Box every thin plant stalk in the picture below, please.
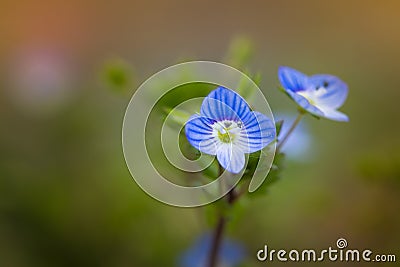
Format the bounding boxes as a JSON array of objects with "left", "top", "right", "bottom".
[
  {"left": 276, "top": 112, "right": 304, "bottom": 152},
  {"left": 208, "top": 167, "right": 238, "bottom": 267}
]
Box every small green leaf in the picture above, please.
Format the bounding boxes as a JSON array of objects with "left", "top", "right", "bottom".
[
  {"left": 199, "top": 155, "right": 219, "bottom": 179},
  {"left": 275, "top": 120, "right": 284, "bottom": 137},
  {"left": 252, "top": 72, "right": 262, "bottom": 87},
  {"left": 248, "top": 152, "right": 285, "bottom": 198},
  {"left": 277, "top": 85, "right": 286, "bottom": 93},
  {"left": 163, "top": 107, "right": 191, "bottom": 128}
]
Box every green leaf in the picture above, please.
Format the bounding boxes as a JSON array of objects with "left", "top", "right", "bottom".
[
  {"left": 252, "top": 71, "right": 262, "bottom": 87},
  {"left": 199, "top": 155, "right": 219, "bottom": 180},
  {"left": 277, "top": 85, "right": 286, "bottom": 93},
  {"left": 162, "top": 107, "right": 191, "bottom": 129},
  {"left": 248, "top": 152, "right": 285, "bottom": 198},
  {"left": 275, "top": 120, "right": 284, "bottom": 137}
]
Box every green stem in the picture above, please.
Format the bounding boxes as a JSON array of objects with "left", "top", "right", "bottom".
[
  {"left": 276, "top": 112, "right": 304, "bottom": 153},
  {"left": 207, "top": 212, "right": 226, "bottom": 267},
  {"left": 208, "top": 167, "right": 238, "bottom": 267},
  {"left": 208, "top": 109, "right": 303, "bottom": 266}
]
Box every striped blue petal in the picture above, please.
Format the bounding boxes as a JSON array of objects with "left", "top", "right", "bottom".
[
  {"left": 278, "top": 67, "right": 349, "bottom": 122},
  {"left": 216, "top": 144, "right": 245, "bottom": 174},
  {"left": 185, "top": 114, "right": 218, "bottom": 155},
  {"left": 309, "top": 74, "right": 348, "bottom": 109},
  {"left": 278, "top": 66, "right": 309, "bottom": 92},
  {"left": 236, "top": 112, "right": 276, "bottom": 153},
  {"left": 200, "top": 86, "right": 252, "bottom": 122}
]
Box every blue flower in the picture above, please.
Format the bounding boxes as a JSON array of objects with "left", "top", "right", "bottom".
[
  {"left": 185, "top": 86, "right": 275, "bottom": 174},
  {"left": 276, "top": 114, "right": 312, "bottom": 160},
  {"left": 179, "top": 233, "right": 245, "bottom": 267},
  {"left": 278, "top": 66, "right": 349, "bottom": 122}
]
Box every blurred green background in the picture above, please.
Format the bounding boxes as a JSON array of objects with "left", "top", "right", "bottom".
[{"left": 1, "top": 1, "right": 399, "bottom": 266}]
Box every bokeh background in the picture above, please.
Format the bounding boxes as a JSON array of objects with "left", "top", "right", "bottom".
[{"left": 1, "top": 0, "right": 399, "bottom": 266}]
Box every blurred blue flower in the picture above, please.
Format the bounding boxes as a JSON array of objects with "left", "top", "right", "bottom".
[
  {"left": 179, "top": 233, "right": 245, "bottom": 267},
  {"left": 278, "top": 66, "right": 349, "bottom": 122},
  {"left": 276, "top": 114, "right": 312, "bottom": 160},
  {"left": 185, "top": 86, "right": 275, "bottom": 173}
]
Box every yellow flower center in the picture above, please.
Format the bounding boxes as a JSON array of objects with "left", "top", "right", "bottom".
[
  {"left": 213, "top": 120, "right": 242, "bottom": 143},
  {"left": 218, "top": 130, "right": 233, "bottom": 143}
]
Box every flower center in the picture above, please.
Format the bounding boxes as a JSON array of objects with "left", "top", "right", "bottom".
[
  {"left": 298, "top": 87, "right": 327, "bottom": 106},
  {"left": 218, "top": 130, "right": 233, "bottom": 143},
  {"left": 213, "top": 120, "right": 242, "bottom": 144}
]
